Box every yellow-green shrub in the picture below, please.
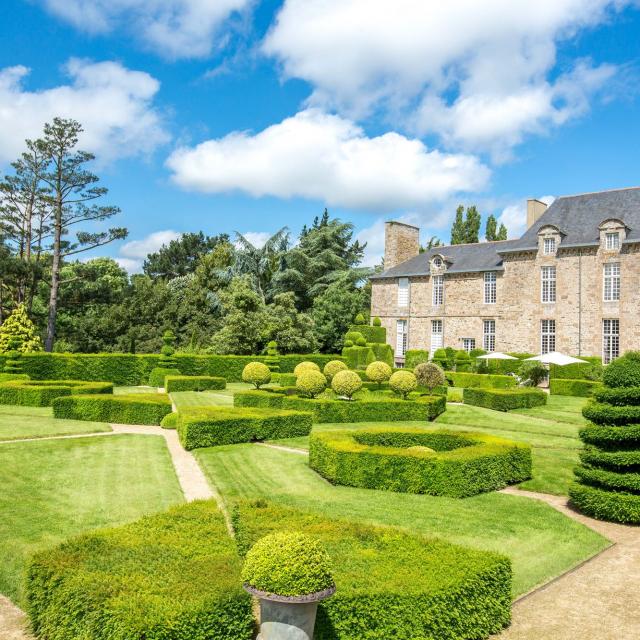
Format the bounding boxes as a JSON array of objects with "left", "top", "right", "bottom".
[
  {"left": 331, "top": 370, "right": 363, "bottom": 399},
  {"left": 389, "top": 370, "right": 418, "bottom": 399},
  {"left": 296, "top": 370, "right": 327, "bottom": 398},
  {"left": 242, "top": 362, "right": 272, "bottom": 389},
  {"left": 365, "top": 361, "right": 392, "bottom": 387},
  {"left": 323, "top": 360, "right": 347, "bottom": 381},
  {"left": 294, "top": 361, "right": 321, "bottom": 376}
]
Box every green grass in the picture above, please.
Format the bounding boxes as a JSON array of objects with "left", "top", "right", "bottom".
[
  {"left": 195, "top": 443, "right": 607, "bottom": 597},
  {"left": 0, "top": 434, "right": 184, "bottom": 604},
  {"left": 114, "top": 385, "right": 158, "bottom": 394},
  {"left": 0, "top": 405, "right": 111, "bottom": 441}
]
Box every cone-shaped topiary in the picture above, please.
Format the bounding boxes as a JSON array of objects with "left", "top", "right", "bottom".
[
  {"left": 242, "top": 362, "right": 272, "bottom": 389},
  {"left": 454, "top": 350, "right": 471, "bottom": 372},
  {"left": 432, "top": 348, "right": 449, "bottom": 370},
  {"left": 296, "top": 370, "right": 327, "bottom": 398},
  {"left": 389, "top": 370, "right": 418, "bottom": 399},
  {"left": 372, "top": 316, "right": 382, "bottom": 327},
  {"left": 265, "top": 341, "right": 280, "bottom": 373},
  {"left": 0, "top": 304, "right": 42, "bottom": 353},
  {"left": 242, "top": 531, "right": 335, "bottom": 597},
  {"left": 323, "top": 360, "right": 347, "bottom": 381},
  {"left": 158, "top": 330, "right": 177, "bottom": 367},
  {"left": 294, "top": 361, "right": 320, "bottom": 376},
  {"left": 570, "top": 352, "right": 640, "bottom": 524},
  {"left": 354, "top": 313, "right": 366, "bottom": 326},
  {"left": 414, "top": 362, "right": 445, "bottom": 392},
  {"left": 331, "top": 370, "right": 362, "bottom": 399},
  {"left": 365, "top": 361, "right": 392, "bottom": 388},
  {"left": 3, "top": 337, "right": 24, "bottom": 374}
]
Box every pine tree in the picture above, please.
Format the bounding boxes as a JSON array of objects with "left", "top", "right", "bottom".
[
  {"left": 450, "top": 205, "right": 466, "bottom": 244},
  {"left": 497, "top": 223, "right": 508, "bottom": 240},
  {"left": 485, "top": 214, "right": 498, "bottom": 241},
  {"left": 0, "top": 303, "right": 42, "bottom": 353},
  {"left": 465, "top": 206, "right": 481, "bottom": 243}
]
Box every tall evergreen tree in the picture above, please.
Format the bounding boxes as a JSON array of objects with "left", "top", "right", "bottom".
[
  {"left": 497, "top": 223, "right": 508, "bottom": 240},
  {"left": 465, "top": 206, "right": 481, "bottom": 243},
  {"left": 485, "top": 214, "right": 498, "bottom": 241},
  {"left": 450, "top": 205, "right": 466, "bottom": 244}
]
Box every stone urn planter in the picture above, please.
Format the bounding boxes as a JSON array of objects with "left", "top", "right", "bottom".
[
  {"left": 243, "top": 584, "right": 336, "bottom": 640},
  {"left": 241, "top": 531, "right": 336, "bottom": 640}
]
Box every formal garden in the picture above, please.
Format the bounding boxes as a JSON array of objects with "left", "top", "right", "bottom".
[{"left": 0, "top": 307, "right": 638, "bottom": 639}]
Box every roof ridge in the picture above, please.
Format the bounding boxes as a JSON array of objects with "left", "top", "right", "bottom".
[
  {"left": 556, "top": 186, "right": 640, "bottom": 200},
  {"left": 429, "top": 239, "right": 515, "bottom": 250}
]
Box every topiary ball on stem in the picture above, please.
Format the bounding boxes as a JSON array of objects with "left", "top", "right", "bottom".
[
  {"left": 323, "top": 360, "right": 348, "bottom": 381},
  {"left": 331, "top": 370, "right": 362, "bottom": 400},
  {"left": 365, "top": 361, "right": 392, "bottom": 388},
  {"left": 294, "top": 361, "right": 321, "bottom": 377},
  {"left": 242, "top": 362, "right": 272, "bottom": 389},
  {"left": 414, "top": 362, "right": 445, "bottom": 392},
  {"left": 297, "top": 370, "right": 327, "bottom": 398},
  {"left": 242, "top": 531, "right": 335, "bottom": 598},
  {"left": 389, "top": 370, "right": 418, "bottom": 399}
]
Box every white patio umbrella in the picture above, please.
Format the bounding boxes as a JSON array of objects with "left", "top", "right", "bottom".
[
  {"left": 476, "top": 352, "right": 518, "bottom": 360},
  {"left": 525, "top": 352, "right": 588, "bottom": 366}
]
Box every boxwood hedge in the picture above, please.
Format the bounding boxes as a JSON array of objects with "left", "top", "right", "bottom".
[
  {"left": 53, "top": 393, "right": 172, "bottom": 425},
  {"left": 25, "top": 501, "right": 253, "bottom": 640},
  {"left": 176, "top": 406, "right": 312, "bottom": 450},
  {"left": 234, "top": 390, "right": 446, "bottom": 423},
  {"left": 568, "top": 482, "right": 640, "bottom": 524},
  {"left": 445, "top": 372, "right": 516, "bottom": 389},
  {"left": 0, "top": 379, "right": 113, "bottom": 407},
  {"left": 594, "top": 386, "right": 640, "bottom": 406},
  {"left": 309, "top": 427, "right": 531, "bottom": 497},
  {"left": 232, "top": 500, "right": 512, "bottom": 640},
  {"left": 582, "top": 402, "right": 640, "bottom": 426},
  {"left": 0, "top": 353, "right": 343, "bottom": 385},
  {"left": 463, "top": 387, "right": 547, "bottom": 411},
  {"left": 549, "top": 378, "right": 602, "bottom": 397},
  {"left": 165, "top": 375, "right": 226, "bottom": 392}
]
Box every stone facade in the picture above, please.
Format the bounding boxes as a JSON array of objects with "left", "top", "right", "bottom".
[
  {"left": 384, "top": 221, "right": 420, "bottom": 270},
  {"left": 372, "top": 191, "right": 639, "bottom": 364}
]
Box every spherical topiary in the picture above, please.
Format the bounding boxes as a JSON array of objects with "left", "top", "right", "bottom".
[
  {"left": 242, "top": 362, "right": 272, "bottom": 389},
  {"left": 296, "top": 370, "right": 328, "bottom": 398},
  {"left": 365, "top": 361, "right": 392, "bottom": 387},
  {"left": 602, "top": 351, "right": 640, "bottom": 388},
  {"left": 354, "top": 313, "right": 366, "bottom": 325},
  {"left": 242, "top": 531, "right": 335, "bottom": 597},
  {"left": 343, "top": 340, "right": 354, "bottom": 348},
  {"left": 414, "top": 362, "right": 445, "bottom": 391},
  {"left": 331, "top": 370, "right": 363, "bottom": 399},
  {"left": 294, "top": 361, "right": 321, "bottom": 377},
  {"left": 355, "top": 336, "right": 367, "bottom": 347},
  {"left": 389, "top": 370, "right": 418, "bottom": 399},
  {"left": 344, "top": 331, "right": 363, "bottom": 344},
  {"left": 372, "top": 316, "right": 382, "bottom": 327},
  {"left": 323, "top": 360, "right": 348, "bottom": 381}
]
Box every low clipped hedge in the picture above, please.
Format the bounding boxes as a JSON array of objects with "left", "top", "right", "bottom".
[
  {"left": 53, "top": 393, "right": 172, "bottom": 425},
  {"left": 568, "top": 482, "right": 640, "bottom": 524},
  {"left": 0, "top": 353, "right": 343, "bottom": 385},
  {"left": 26, "top": 501, "right": 253, "bottom": 640},
  {"left": 276, "top": 373, "right": 297, "bottom": 387},
  {"left": 309, "top": 427, "right": 531, "bottom": 497},
  {"left": 148, "top": 367, "right": 181, "bottom": 387},
  {"left": 446, "top": 372, "right": 516, "bottom": 389},
  {"left": 594, "top": 386, "right": 640, "bottom": 406},
  {"left": 549, "top": 378, "right": 602, "bottom": 397},
  {"left": 234, "top": 390, "right": 446, "bottom": 423},
  {"left": 549, "top": 356, "right": 602, "bottom": 380},
  {"left": 582, "top": 402, "right": 640, "bottom": 426},
  {"left": 232, "top": 500, "right": 512, "bottom": 639},
  {"left": 176, "top": 406, "right": 312, "bottom": 450},
  {"left": 405, "top": 349, "right": 429, "bottom": 369},
  {"left": 0, "top": 373, "right": 29, "bottom": 383},
  {"left": 165, "top": 375, "right": 226, "bottom": 392},
  {"left": 0, "top": 379, "right": 113, "bottom": 407},
  {"left": 463, "top": 387, "right": 547, "bottom": 411}
]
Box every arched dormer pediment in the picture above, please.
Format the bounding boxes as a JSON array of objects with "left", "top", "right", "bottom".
[
  {"left": 598, "top": 218, "right": 628, "bottom": 231},
  {"left": 537, "top": 225, "right": 564, "bottom": 256},
  {"left": 429, "top": 254, "right": 448, "bottom": 275},
  {"left": 599, "top": 219, "right": 627, "bottom": 251}
]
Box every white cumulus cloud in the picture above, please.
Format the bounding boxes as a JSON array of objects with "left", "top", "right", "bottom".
[
  {"left": 166, "top": 109, "right": 490, "bottom": 212},
  {"left": 264, "top": 0, "right": 629, "bottom": 158},
  {"left": 118, "top": 229, "right": 182, "bottom": 272},
  {"left": 498, "top": 195, "right": 556, "bottom": 237},
  {"left": 0, "top": 59, "right": 168, "bottom": 165},
  {"left": 40, "top": 0, "right": 252, "bottom": 59}
]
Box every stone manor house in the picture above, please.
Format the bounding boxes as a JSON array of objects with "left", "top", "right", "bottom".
[{"left": 370, "top": 187, "right": 640, "bottom": 367}]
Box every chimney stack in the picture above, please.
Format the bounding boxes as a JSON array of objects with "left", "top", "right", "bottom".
[
  {"left": 527, "top": 199, "right": 548, "bottom": 228},
  {"left": 384, "top": 221, "right": 420, "bottom": 270}
]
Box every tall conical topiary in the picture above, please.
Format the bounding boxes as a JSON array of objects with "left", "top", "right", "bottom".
[
  {"left": 0, "top": 304, "right": 42, "bottom": 353},
  {"left": 569, "top": 352, "right": 640, "bottom": 524},
  {"left": 3, "top": 337, "right": 24, "bottom": 374},
  {"left": 158, "top": 330, "right": 177, "bottom": 367}
]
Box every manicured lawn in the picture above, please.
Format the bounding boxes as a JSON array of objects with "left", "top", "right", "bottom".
[
  {"left": 0, "top": 405, "right": 111, "bottom": 441},
  {"left": 0, "top": 434, "right": 184, "bottom": 604},
  {"left": 268, "top": 397, "right": 587, "bottom": 496},
  {"left": 114, "top": 385, "right": 158, "bottom": 394},
  {"left": 195, "top": 443, "right": 607, "bottom": 597}
]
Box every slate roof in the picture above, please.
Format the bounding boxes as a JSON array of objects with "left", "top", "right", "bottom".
[{"left": 372, "top": 187, "right": 640, "bottom": 280}]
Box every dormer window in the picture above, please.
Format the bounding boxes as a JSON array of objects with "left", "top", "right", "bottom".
[
  {"left": 543, "top": 238, "right": 556, "bottom": 255},
  {"left": 606, "top": 232, "right": 620, "bottom": 250},
  {"left": 433, "top": 256, "right": 443, "bottom": 268}
]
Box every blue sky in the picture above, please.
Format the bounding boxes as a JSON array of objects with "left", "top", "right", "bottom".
[{"left": 2, "top": 1, "right": 639, "bottom": 271}]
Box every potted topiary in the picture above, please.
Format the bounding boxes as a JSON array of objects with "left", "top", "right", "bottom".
[
  {"left": 242, "top": 362, "right": 272, "bottom": 389},
  {"left": 389, "top": 370, "right": 418, "bottom": 399},
  {"left": 242, "top": 531, "right": 336, "bottom": 640},
  {"left": 331, "top": 370, "right": 362, "bottom": 400},
  {"left": 323, "top": 360, "right": 347, "bottom": 381}
]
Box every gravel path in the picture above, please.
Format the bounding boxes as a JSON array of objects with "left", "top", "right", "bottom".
[{"left": 495, "top": 487, "right": 639, "bottom": 639}]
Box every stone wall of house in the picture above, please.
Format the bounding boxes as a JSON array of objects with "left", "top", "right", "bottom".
[{"left": 371, "top": 236, "right": 637, "bottom": 361}]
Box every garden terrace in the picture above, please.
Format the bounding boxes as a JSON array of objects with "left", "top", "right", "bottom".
[
  {"left": 309, "top": 427, "right": 531, "bottom": 497},
  {"left": 0, "top": 380, "right": 113, "bottom": 407},
  {"left": 233, "top": 500, "right": 512, "bottom": 640},
  {"left": 234, "top": 389, "right": 446, "bottom": 423}
]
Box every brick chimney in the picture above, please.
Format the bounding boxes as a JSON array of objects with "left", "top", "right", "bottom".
[
  {"left": 384, "top": 221, "right": 420, "bottom": 270},
  {"left": 527, "top": 199, "right": 548, "bottom": 228}
]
